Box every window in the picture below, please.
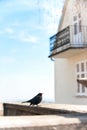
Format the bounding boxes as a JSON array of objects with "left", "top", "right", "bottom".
[
  {"left": 77, "top": 64, "right": 79, "bottom": 72},
  {"left": 81, "top": 73, "right": 85, "bottom": 93},
  {"left": 76, "top": 61, "right": 87, "bottom": 95},
  {"left": 74, "top": 16, "right": 77, "bottom": 21},
  {"left": 86, "top": 62, "right": 87, "bottom": 71},
  {"left": 79, "top": 20, "right": 82, "bottom": 32},
  {"left": 78, "top": 13, "right": 81, "bottom": 18},
  {"left": 77, "top": 75, "right": 80, "bottom": 93},
  {"left": 74, "top": 23, "right": 78, "bottom": 35},
  {"left": 81, "top": 62, "right": 84, "bottom": 72},
  {"left": 73, "top": 13, "right": 82, "bottom": 35}
]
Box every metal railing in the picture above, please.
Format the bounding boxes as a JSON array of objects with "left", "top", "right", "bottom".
[{"left": 49, "top": 26, "right": 87, "bottom": 54}]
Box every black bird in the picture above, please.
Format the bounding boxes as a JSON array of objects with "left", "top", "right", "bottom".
[{"left": 22, "top": 93, "right": 43, "bottom": 106}]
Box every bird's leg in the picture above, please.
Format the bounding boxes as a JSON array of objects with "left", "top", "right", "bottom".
[
  {"left": 34, "top": 104, "right": 39, "bottom": 107},
  {"left": 29, "top": 103, "right": 32, "bottom": 106}
]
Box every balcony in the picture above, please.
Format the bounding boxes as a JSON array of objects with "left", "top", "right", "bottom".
[{"left": 49, "top": 26, "right": 87, "bottom": 58}]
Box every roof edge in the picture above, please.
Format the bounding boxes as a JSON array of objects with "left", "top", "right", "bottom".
[{"left": 58, "top": 0, "right": 70, "bottom": 31}]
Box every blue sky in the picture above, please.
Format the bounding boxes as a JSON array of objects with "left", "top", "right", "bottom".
[{"left": 0, "top": 0, "right": 64, "bottom": 102}]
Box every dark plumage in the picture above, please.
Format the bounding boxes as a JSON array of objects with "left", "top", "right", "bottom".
[{"left": 22, "top": 93, "right": 43, "bottom": 105}]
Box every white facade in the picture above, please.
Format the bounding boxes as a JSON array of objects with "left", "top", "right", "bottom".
[
  {"left": 55, "top": 52, "right": 87, "bottom": 105},
  {"left": 50, "top": 0, "right": 87, "bottom": 105}
]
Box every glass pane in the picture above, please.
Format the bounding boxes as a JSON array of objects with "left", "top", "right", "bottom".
[
  {"left": 74, "top": 23, "right": 78, "bottom": 35},
  {"left": 81, "top": 63, "right": 84, "bottom": 72},
  {"left": 78, "top": 13, "right": 81, "bottom": 18},
  {"left": 77, "top": 75, "right": 80, "bottom": 93},
  {"left": 81, "top": 73, "right": 85, "bottom": 78},
  {"left": 74, "top": 16, "right": 77, "bottom": 21},
  {"left": 79, "top": 20, "right": 82, "bottom": 32},
  {"left": 81, "top": 73, "right": 85, "bottom": 93},
  {"left": 77, "top": 64, "right": 79, "bottom": 72},
  {"left": 77, "top": 84, "right": 80, "bottom": 93},
  {"left": 86, "top": 62, "right": 87, "bottom": 71},
  {"left": 82, "top": 86, "right": 85, "bottom": 93}
]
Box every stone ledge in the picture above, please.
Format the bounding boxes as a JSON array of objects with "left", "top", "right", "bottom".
[
  {"left": 0, "top": 115, "right": 87, "bottom": 130},
  {"left": 2, "top": 103, "right": 87, "bottom": 130},
  {"left": 3, "top": 103, "right": 87, "bottom": 116}
]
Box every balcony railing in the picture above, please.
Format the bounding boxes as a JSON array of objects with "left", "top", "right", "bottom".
[{"left": 49, "top": 26, "right": 87, "bottom": 57}]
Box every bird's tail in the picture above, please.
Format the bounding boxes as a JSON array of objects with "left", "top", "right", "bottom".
[
  {"left": 22, "top": 101, "right": 26, "bottom": 103},
  {"left": 22, "top": 100, "right": 30, "bottom": 103}
]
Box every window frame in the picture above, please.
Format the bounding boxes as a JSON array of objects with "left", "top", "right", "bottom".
[
  {"left": 73, "top": 13, "right": 82, "bottom": 35},
  {"left": 76, "top": 60, "right": 87, "bottom": 96}
]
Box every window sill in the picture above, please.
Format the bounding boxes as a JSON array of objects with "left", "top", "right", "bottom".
[{"left": 76, "top": 94, "right": 87, "bottom": 98}]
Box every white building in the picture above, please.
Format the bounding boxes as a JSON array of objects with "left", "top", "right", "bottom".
[{"left": 49, "top": 0, "right": 87, "bottom": 105}]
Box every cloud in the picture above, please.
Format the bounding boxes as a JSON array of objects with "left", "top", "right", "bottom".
[
  {"left": 3, "top": 0, "right": 39, "bottom": 11},
  {"left": 0, "top": 0, "right": 64, "bottom": 40},
  {"left": 0, "top": 26, "right": 39, "bottom": 44},
  {"left": 5, "top": 27, "right": 14, "bottom": 34},
  {"left": 18, "top": 31, "right": 38, "bottom": 43},
  {"left": 0, "top": 57, "right": 16, "bottom": 64},
  {"left": 39, "top": 0, "right": 63, "bottom": 35},
  {"left": 0, "top": 27, "right": 14, "bottom": 36},
  {"left": 21, "top": 35, "right": 37, "bottom": 43}
]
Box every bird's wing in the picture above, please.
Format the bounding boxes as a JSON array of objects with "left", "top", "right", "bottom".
[{"left": 22, "top": 93, "right": 42, "bottom": 104}]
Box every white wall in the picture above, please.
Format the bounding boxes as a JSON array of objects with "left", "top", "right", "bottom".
[
  {"left": 59, "top": 0, "right": 87, "bottom": 31},
  {"left": 55, "top": 51, "right": 87, "bottom": 105},
  {"left": 55, "top": 0, "right": 87, "bottom": 105}
]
